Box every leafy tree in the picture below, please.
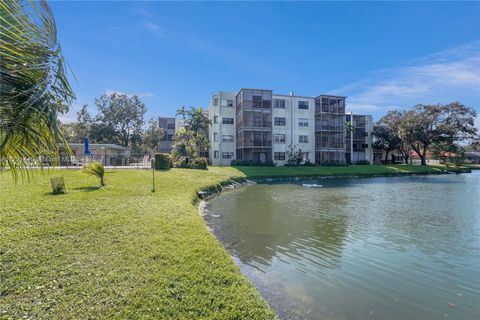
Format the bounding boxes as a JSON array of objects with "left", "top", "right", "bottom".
[
  {"left": 0, "top": 1, "right": 75, "bottom": 176},
  {"left": 172, "top": 107, "right": 211, "bottom": 158},
  {"left": 94, "top": 93, "right": 146, "bottom": 147},
  {"left": 373, "top": 125, "right": 400, "bottom": 163},
  {"left": 377, "top": 111, "right": 410, "bottom": 164},
  {"left": 142, "top": 118, "right": 165, "bottom": 153},
  {"left": 286, "top": 144, "right": 303, "bottom": 166},
  {"left": 75, "top": 104, "right": 92, "bottom": 140},
  {"left": 398, "top": 103, "right": 477, "bottom": 165}
]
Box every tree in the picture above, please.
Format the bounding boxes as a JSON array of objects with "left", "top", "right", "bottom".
[
  {"left": 345, "top": 120, "right": 355, "bottom": 164},
  {"left": 94, "top": 93, "right": 146, "bottom": 147},
  {"left": 0, "top": 0, "right": 75, "bottom": 176},
  {"left": 172, "top": 107, "right": 211, "bottom": 159},
  {"left": 75, "top": 104, "right": 92, "bottom": 140},
  {"left": 143, "top": 118, "right": 165, "bottom": 153},
  {"left": 286, "top": 144, "right": 303, "bottom": 166},
  {"left": 175, "top": 105, "right": 187, "bottom": 120},
  {"left": 377, "top": 110, "right": 412, "bottom": 164},
  {"left": 373, "top": 125, "right": 400, "bottom": 163},
  {"left": 398, "top": 103, "right": 477, "bottom": 165}
]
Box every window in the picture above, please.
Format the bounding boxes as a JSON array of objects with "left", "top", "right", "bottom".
[
  {"left": 252, "top": 95, "right": 262, "bottom": 108},
  {"left": 227, "top": 100, "right": 233, "bottom": 107},
  {"left": 274, "top": 134, "right": 286, "bottom": 143},
  {"left": 274, "top": 152, "right": 286, "bottom": 161},
  {"left": 213, "top": 133, "right": 218, "bottom": 142},
  {"left": 167, "top": 134, "right": 173, "bottom": 141},
  {"left": 274, "top": 117, "right": 286, "bottom": 126},
  {"left": 298, "top": 101, "right": 309, "bottom": 109},
  {"left": 213, "top": 115, "right": 218, "bottom": 124},
  {"left": 214, "top": 151, "right": 219, "bottom": 158},
  {"left": 298, "top": 118, "right": 309, "bottom": 127},
  {"left": 222, "top": 152, "right": 234, "bottom": 159},
  {"left": 303, "top": 152, "right": 309, "bottom": 161},
  {"left": 222, "top": 117, "right": 234, "bottom": 124},
  {"left": 213, "top": 97, "right": 218, "bottom": 106},
  {"left": 299, "top": 135, "right": 309, "bottom": 143},
  {"left": 222, "top": 135, "right": 234, "bottom": 142},
  {"left": 167, "top": 123, "right": 175, "bottom": 129},
  {"left": 274, "top": 99, "right": 285, "bottom": 109},
  {"left": 362, "top": 143, "right": 369, "bottom": 148}
]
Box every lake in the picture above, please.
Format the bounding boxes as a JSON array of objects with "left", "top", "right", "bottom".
[{"left": 204, "top": 171, "right": 480, "bottom": 320}]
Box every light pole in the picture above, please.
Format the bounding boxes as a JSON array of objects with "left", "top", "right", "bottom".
[{"left": 151, "top": 157, "right": 156, "bottom": 192}]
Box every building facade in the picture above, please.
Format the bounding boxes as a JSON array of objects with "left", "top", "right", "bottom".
[
  {"left": 158, "top": 117, "right": 176, "bottom": 153},
  {"left": 159, "top": 88, "right": 373, "bottom": 166},
  {"left": 208, "top": 89, "right": 372, "bottom": 166},
  {"left": 345, "top": 112, "right": 374, "bottom": 164}
]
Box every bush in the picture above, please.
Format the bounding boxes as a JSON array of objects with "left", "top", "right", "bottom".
[
  {"left": 355, "top": 160, "right": 370, "bottom": 165},
  {"left": 50, "top": 177, "right": 66, "bottom": 194},
  {"left": 321, "top": 161, "right": 347, "bottom": 166},
  {"left": 231, "top": 160, "right": 276, "bottom": 167},
  {"left": 154, "top": 153, "right": 172, "bottom": 169},
  {"left": 173, "top": 156, "right": 208, "bottom": 170},
  {"left": 83, "top": 161, "right": 105, "bottom": 186},
  {"left": 302, "top": 160, "right": 316, "bottom": 166},
  {"left": 191, "top": 157, "right": 208, "bottom": 170}
]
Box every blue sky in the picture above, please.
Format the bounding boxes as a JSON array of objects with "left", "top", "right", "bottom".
[{"left": 50, "top": 1, "right": 480, "bottom": 123}]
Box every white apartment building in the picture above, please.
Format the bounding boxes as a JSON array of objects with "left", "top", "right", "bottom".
[
  {"left": 208, "top": 88, "right": 369, "bottom": 166},
  {"left": 160, "top": 88, "right": 373, "bottom": 166},
  {"left": 345, "top": 112, "right": 374, "bottom": 164}
]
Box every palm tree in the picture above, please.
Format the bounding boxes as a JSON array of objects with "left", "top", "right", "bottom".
[
  {"left": 0, "top": 0, "right": 75, "bottom": 178},
  {"left": 345, "top": 120, "right": 355, "bottom": 164},
  {"left": 175, "top": 105, "right": 187, "bottom": 120}
]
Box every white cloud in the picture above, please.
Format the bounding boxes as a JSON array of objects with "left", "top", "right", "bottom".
[{"left": 335, "top": 41, "right": 480, "bottom": 116}]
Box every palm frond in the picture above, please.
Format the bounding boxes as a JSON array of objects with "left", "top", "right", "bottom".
[{"left": 0, "top": 0, "right": 75, "bottom": 179}]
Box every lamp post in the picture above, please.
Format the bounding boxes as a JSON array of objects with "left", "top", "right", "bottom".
[{"left": 151, "top": 157, "right": 156, "bottom": 192}]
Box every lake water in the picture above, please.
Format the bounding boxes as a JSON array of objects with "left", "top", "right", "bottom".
[{"left": 204, "top": 171, "right": 480, "bottom": 320}]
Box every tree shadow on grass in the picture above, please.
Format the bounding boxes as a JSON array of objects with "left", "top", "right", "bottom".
[{"left": 72, "top": 186, "right": 102, "bottom": 192}]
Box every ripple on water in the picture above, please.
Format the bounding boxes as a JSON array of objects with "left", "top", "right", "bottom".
[{"left": 205, "top": 173, "right": 480, "bottom": 320}]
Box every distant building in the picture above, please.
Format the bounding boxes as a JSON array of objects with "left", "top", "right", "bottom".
[
  {"left": 466, "top": 152, "right": 480, "bottom": 164},
  {"left": 59, "top": 143, "right": 130, "bottom": 166},
  {"left": 345, "top": 112, "right": 373, "bottom": 164},
  {"left": 158, "top": 117, "right": 176, "bottom": 153}
]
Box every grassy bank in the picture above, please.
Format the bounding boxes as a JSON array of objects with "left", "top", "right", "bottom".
[
  {"left": 0, "top": 168, "right": 273, "bottom": 319},
  {"left": 234, "top": 164, "right": 468, "bottom": 179},
  {"left": 0, "top": 164, "right": 467, "bottom": 319}
]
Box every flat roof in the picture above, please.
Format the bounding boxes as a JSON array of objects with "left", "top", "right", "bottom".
[{"left": 59, "top": 143, "right": 130, "bottom": 150}]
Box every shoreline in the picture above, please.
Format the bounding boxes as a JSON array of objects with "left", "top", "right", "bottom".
[{"left": 196, "top": 167, "right": 471, "bottom": 201}]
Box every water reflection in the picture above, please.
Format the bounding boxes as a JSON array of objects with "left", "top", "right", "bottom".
[
  {"left": 205, "top": 172, "right": 480, "bottom": 320},
  {"left": 205, "top": 184, "right": 349, "bottom": 272}
]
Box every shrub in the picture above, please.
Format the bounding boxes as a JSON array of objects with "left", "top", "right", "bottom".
[
  {"left": 302, "top": 160, "right": 316, "bottom": 166},
  {"left": 191, "top": 157, "right": 208, "bottom": 170},
  {"left": 174, "top": 156, "right": 190, "bottom": 168},
  {"left": 83, "top": 161, "right": 105, "bottom": 186},
  {"left": 321, "top": 160, "right": 347, "bottom": 166},
  {"left": 50, "top": 177, "right": 66, "bottom": 194},
  {"left": 355, "top": 160, "right": 370, "bottom": 165},
  {"left": 173, "top": 156, "right": 207, "bottom": 170},
  {"left": 154, "top": 153, "right": 172, "bottom": 169},
  {"left": 231, "top": 160, "right": 275, "bottom": 167}
]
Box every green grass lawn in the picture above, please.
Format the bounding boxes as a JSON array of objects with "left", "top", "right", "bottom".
[
  {"left": 0, "top": 164, "right": 465, "bottom": 319},
  {"left": 0, "top": 168, "right": 273, "bottom": 319},
  {"left": 234, "top": 163, "right": 466, "bottom": 178}
]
